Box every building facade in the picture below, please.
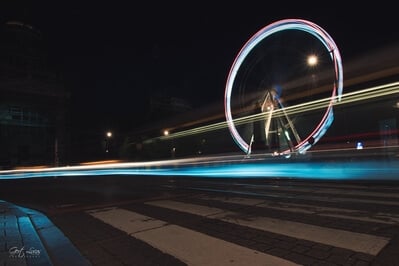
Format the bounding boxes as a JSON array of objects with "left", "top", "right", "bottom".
[{"left": 0, "top": 21, "right": 70, "bottom": 168}]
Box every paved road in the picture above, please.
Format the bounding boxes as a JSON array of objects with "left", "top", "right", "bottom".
[{"left": 1, "top": 176, "right": 399, "bottom": 265}]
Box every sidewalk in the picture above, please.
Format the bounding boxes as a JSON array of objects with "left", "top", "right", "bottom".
[{"left": 0, "top": 200, "right": 90, "bottom": 266}]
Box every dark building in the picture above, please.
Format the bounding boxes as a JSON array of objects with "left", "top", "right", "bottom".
[
  {"left": 119, "top": 93, "right": 195, "bottom": 160},
  {"left": 0, "top": 21, "right": 70, "bottom": 168},
  {"left": 147, "top": 93, "right": 192, "bottom": 121}
]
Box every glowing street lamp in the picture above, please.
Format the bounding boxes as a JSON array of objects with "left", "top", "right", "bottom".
[
  {"left": 307, "top": 54, "right": 318, "bottom": 66},
  {"left": 163, "top": 129, "right": 175, "bottom": 158},
  {"left": 105, "top": 131, "right": 112, "bottom": 153}
]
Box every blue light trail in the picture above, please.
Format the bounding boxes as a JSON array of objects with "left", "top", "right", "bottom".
[{"left": 1, "top": 155, "right": 398, "bottom": 181}]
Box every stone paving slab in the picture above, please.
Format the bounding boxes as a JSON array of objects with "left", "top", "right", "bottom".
[{"left": 0, "top": 200, "right": 90, "bottom": 266}]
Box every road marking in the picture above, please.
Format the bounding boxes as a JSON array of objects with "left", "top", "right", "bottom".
[
  {"left": 190, "top": 186, "right": 399, "bottom": 208},
  {"left": 237, "top": 183, "right": 399, "bottom": 199},
  {"left": 87, "top": 207, "right": 299, "bottom": 266},
  {"left": 87, "top": 207, "right": 167, "bottom": 233},
  {"left": 198, "top": 195, "right": 399, "bottom": 224},
  {"left": 200, "top": 196, "right": 266, "bottom": 206},
  {"left": 146, "top": 200, "right": 390, "bottom": 256}
]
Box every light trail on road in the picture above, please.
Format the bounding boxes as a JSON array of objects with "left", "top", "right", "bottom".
[
  {"left": 1, "top": 153, "right": 398, "bottom": 181},
  {"left": 157, "top": 81, "right": 399, "bottom": 141},
  {"left": 1, "top": 80, "right": 398, "bottom": 181}
]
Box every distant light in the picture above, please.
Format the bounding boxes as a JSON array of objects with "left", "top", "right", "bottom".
[
  {"left": 307, "top": 55, "right": 318, "bottom": 66},
  {"left": 163, "top": 130, "right": 169, "bottom": 136},
  {"left": 106, "top": 131, "right": 112, "bottom": 138},
  {"left": 356, "top": 141, "right": 363, "bottom": 150}
]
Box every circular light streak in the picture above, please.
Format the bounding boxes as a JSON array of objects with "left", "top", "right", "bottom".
[{"left": 224, "top": 18, "right": 343, "bottom": 155}]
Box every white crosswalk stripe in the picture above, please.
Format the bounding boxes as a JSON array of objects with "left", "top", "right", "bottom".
[
  {"left": 87, "top": 207, "right": 299, "bottom": 266},
  {"left": 85, "top": 183, "right": 399, "bottom": 265},
  {"left": 197, "top": 195, "right": 399, "bottom": 224},
  {"left": 145, "top": 199, "right": 389, "bottom": 256}
]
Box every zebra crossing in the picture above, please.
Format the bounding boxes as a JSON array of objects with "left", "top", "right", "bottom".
[
  {"left": 88, "top": 207, "right": 298, "bottom": 266},
  {"left": 82, "top": 182, "right": 399, "bottom": 265},
  {"left": 144, "top": 199, "right": 388, "bottom": 255}
]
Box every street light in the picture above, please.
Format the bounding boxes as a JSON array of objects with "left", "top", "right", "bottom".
[
  {"left": 307, "top": 54, "right": 318, "bottom": 66},
  {"left": 163, "top": 129, "right": 175, "bottom": 158},
  {"left": 105, "top": 131, "right": 112, "bottom": 153}
]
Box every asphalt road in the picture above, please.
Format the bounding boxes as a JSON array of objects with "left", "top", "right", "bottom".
[{"left": 1, "top": 175, "right": 399, "bottom": 265}]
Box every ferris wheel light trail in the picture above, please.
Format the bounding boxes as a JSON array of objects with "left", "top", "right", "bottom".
[{"left": 224, "top": 18, "right": 343, "bottom": 155}]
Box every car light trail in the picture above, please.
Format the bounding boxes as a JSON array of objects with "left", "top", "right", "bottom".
[
  {"left": 157, "top": 81, "right": 399, "bottom": 141},
  {"left": 1, "top": 155, "right": 398, "bottom": 181}
]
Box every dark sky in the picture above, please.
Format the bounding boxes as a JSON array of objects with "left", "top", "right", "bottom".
[{"left": 1, "top": 1, "right": 399, "bottom": 133}]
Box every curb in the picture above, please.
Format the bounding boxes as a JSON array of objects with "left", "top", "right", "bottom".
[{"left": 1, "top": 200, "right": 91, "bottom": 266}]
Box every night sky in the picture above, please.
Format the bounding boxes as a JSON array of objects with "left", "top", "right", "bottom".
[{"left": 1, "top": 1, "right": 398, "bottom": 134}]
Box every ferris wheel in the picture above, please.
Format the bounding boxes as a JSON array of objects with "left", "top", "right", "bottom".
[{"left": 224, "top": 19, "right": 343, "bottom": 157}]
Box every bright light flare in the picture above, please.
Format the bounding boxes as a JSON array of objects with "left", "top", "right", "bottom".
[{"left": 307, "top": 54, "right": 318, "bottom": 66}]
